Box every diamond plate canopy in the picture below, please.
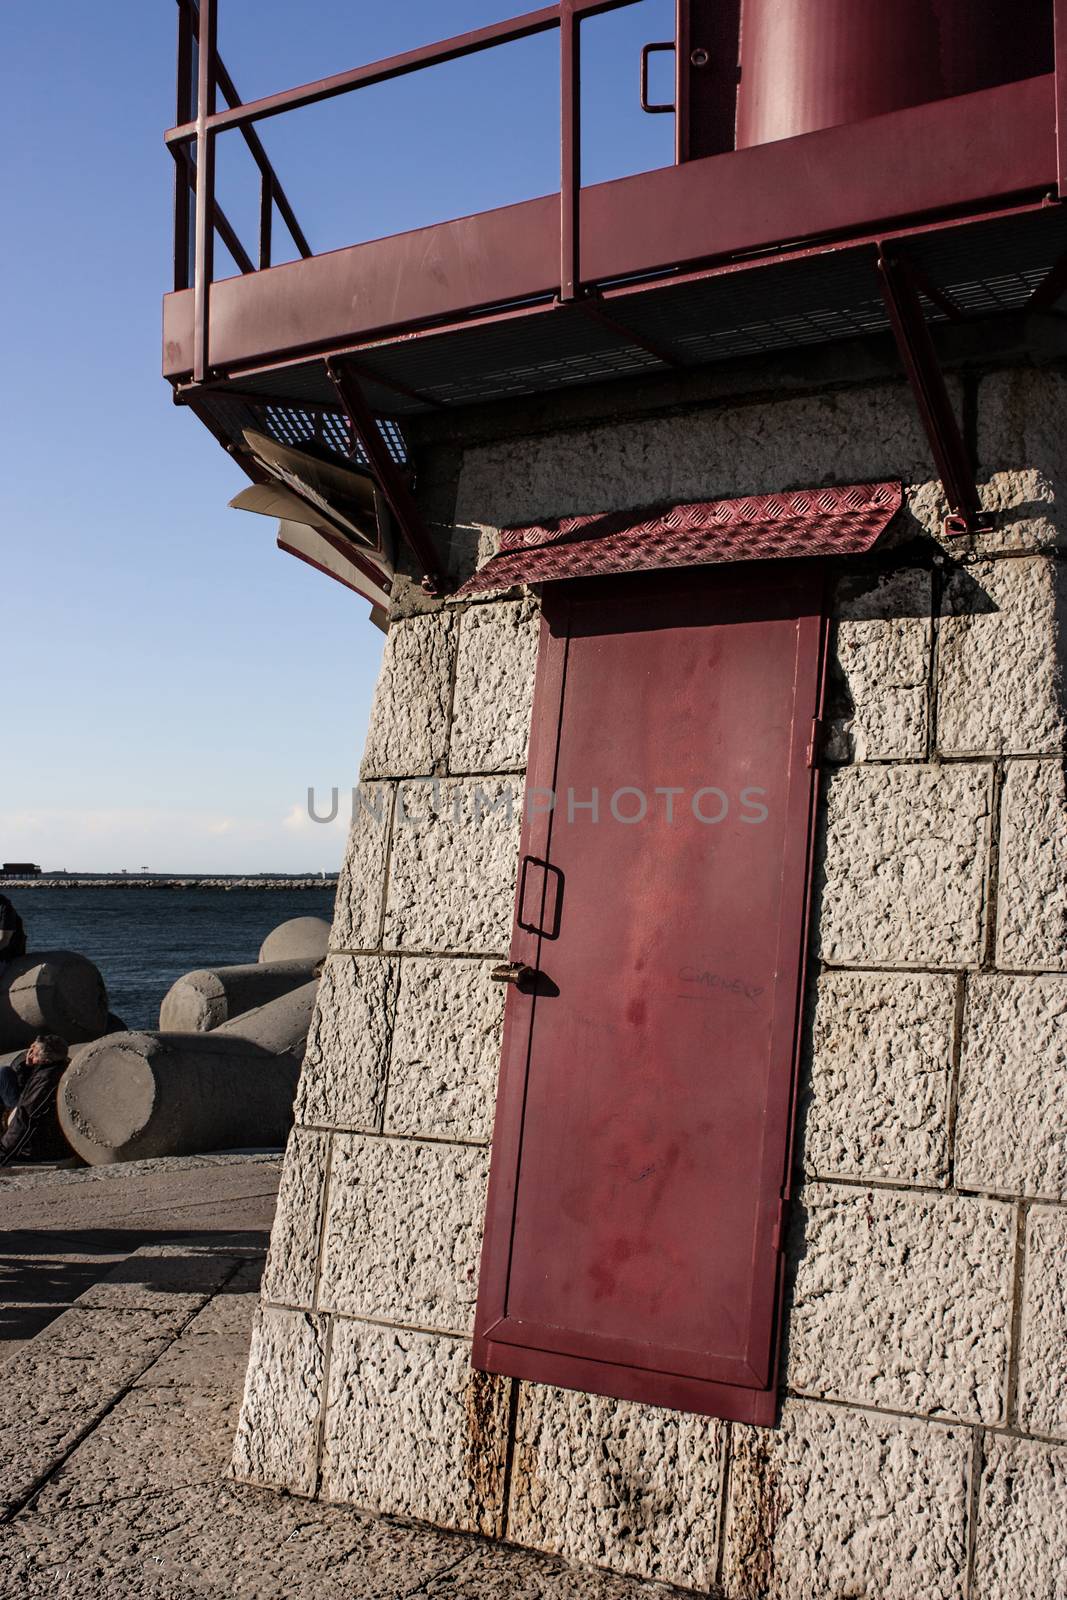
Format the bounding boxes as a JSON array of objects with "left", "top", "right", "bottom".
[{"left": 456, "top": 481, "right": 903, "bottom": 592}]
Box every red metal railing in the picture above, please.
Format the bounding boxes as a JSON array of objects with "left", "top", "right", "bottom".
[{"left": 167, "top": 0, "right": 651, "bottom": 382}]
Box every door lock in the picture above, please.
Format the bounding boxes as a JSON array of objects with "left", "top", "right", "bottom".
[{"left": 490, "top": 961, "right": 537, "bottom": 990}]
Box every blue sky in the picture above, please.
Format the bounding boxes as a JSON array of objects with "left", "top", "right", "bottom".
[{"left": 2, "top": 1, "right": 673, "bottom": 873}]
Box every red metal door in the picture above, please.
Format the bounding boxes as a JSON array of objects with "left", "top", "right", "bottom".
[{"left": 473, "top": 564, "right": 827, "bottom": 1425}]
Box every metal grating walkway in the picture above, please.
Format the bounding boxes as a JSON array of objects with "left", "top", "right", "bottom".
[{"left": 190, "top": 205, "right": 1067, "bottom": 461}]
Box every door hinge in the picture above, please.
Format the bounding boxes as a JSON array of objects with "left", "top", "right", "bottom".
[
  {"left": 490, "top": 961, "right": 537, "bottom": 991},
  {"left": 806, "top": 717, "right": 824, "bottom": 768}
]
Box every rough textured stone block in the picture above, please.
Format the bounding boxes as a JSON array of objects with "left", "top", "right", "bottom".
[
  {"left": 827, "top": 618, "right": 930, "bottom": 762},
  {"left": 723, "top": 1401, "right": 970, "bottom": 1600},
  {"left": 938, "top": 558, "right": 1066, "bottom": 756},
  {"left": 825, "top": 568, "right": 931, "bottom": 763},
  {"left": 385, "top": 957, "right": 504, "bottom": 1143},
  {"left": 261, "top": 1127, "right": 329, "bottom": 1309},
  {"left": 954, "top": 975, "right": 1067, "bottom": 1199},
  {"left": 454, "top": 383, "right": 938, "bottom": 530},
  {"left": 786, "top": 1184, "right": 1014, "bottom": 1421},
  {"left": 384, "top": 778, "right": 522, "bottom": 954},
  {"left": 1018, "top": 1207, "right": 1067, "bottom": 1439},
  {"left": 361, "top": 613, "right": 456, "bottom": 779},
  {"left": 996, "top": 760, "right": 1067, "bottom": 972},
  {"left": 330, "top": 782, "right": 393, "bottom": 951},
  {"left": 320, "top": 1318, "right": 510, "bottom": 1535},
  {"left": 230, "top": 1305, "right": 326, "bottom": 1495},
  {"left": 817, "top": 764, "right": 991, "bottom": 968},
  {"left": 296, "top": 956, "right": 399, "bottom": 1132},
  {"left": 318, "top": 1133, "right": 489, "bottom": 1333},
  {"left": 449, "top": 599, "right": 540, "bottom": 773},
  {"left": 391, "top": 526, "right": 526, "bottom": 615},
  {"left": 971, "top": 1435, "right": 1067, "bottom": 1600},
  {"left": 834, "top": 568, "right": 932, "bottom": 621},
  {"left": 976, "top": 368, "right": 1067, "bottom": 553},
  {"left": 508, "top": 1382, "right": 725, "bottom": 1591},
  {"left": 801, "top": 971, "right": 955, "bottom": 1184}
]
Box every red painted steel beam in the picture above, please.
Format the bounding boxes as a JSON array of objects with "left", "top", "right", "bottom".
[
  {"left": 192, "top": 0, "right": 216, "bottom": 383},
  {"left": 259, "top": 173, "right": 273, "bottom": 271},
  {"left": 1057, "top": 0, "right": 1067, "bottom": 196},
  {"left": 163, "top": 77, "right": 1055, "bottom": 382},
  {"left": 579, "top": 75, "right": 1053, "bottom": 283},
  {"left": 326, "top": 360, "right": 442, "bottom": 591},
  {"left": 878, "top": 249, "right": 984, "bottom": 534},
  {"left": 163, "top": 193, "right": 560, "bottom": 378},
  {"left": 173, "top": 0, "right": 194, "bottom": 290},
  {"left": 165, "top": 5, "right": 605, "bottom": 144},
  {"left": 560, "top": 2, "right": 581, "bottom": 301},
  {"left": 166, "top": 1, "right": 643, "bottom": 144}
]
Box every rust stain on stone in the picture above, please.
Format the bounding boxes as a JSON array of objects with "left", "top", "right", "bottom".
[
  {"left": 504, "top": 1386, "right": 539, "bottom": 1530},
  {"left": 464, "top": 1368, "right": 509, "bottom": 1536},
  {"left": 729, "top": 1431, "right": 784, "bottom": 1600}
]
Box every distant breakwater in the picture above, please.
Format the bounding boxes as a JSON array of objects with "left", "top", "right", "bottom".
[{"left": 4, "top": 878, "right": 338, "bottom": 891}]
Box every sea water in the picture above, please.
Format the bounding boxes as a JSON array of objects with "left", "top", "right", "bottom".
[{"left": 6, "top": 887, "right": 337, "bottom": 1031}]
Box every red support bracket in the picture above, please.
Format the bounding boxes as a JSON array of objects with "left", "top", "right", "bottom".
[
  {"left": 1056, "top": 0, "right": 1067, "bottom": 197},
  {"left": 192, "top": 0, "right": 217, "bottom": 384},
  {"left": 878, "top": 248, "right": 991, "bottom": 537},
  {"left": 560, "top": 1, "right": 581, "bottom": 302},
  {"left": 325, "top": 359, "right": 443, "bottom": 595}
]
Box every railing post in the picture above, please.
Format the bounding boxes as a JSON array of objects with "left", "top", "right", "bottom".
[
  {"left": 259, "top": 171, "right": 273, "bottom": 270},
  {"left": 173, "top": 0, "right": 194, "bottom": 290},
  {"left": 560, "top": 1, "right": 580, "bottom": 301},
  {"left": 1056, "top": 0, "right": 1067, "bottom": 197},
  {"left": 193, "top": 0, "right": 217, "bottom": 381}
]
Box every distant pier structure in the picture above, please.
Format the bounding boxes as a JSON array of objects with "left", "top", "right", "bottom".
[
  {"left": 1, "top": 863, "right": 41, "bottom": 878},
  {"left": 165, "top": 3, "right": 1067, "bottom": 1595}
]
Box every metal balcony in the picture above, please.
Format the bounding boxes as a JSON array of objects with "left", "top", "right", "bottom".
[{"left": 164, "top": 0, "right": 1067, "bottom": 586}]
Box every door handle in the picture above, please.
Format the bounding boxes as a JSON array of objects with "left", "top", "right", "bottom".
[
  {"left": 518, "top": 856, "right": 564, "bottom": 939},
  {"left": 640, "top": 41, "right": 676, "bottom": 113}
]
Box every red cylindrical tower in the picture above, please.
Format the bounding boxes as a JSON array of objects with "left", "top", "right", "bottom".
[{"left": 733, "top": 0, "right": 1052, "bottom": 150}]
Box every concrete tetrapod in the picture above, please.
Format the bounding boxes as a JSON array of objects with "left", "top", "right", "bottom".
[
  {"left": 258, "top": 915, "right": 330, "bottom": 964},
  {"left": 58, "top": 980, "right": 319, "bottom": 1165},
  {"left": 0, "top": 952, "right": 109, "bottom": 1050},
  {"left": 213, "top": 978, "right": 319, "bottom": 1060},
  {"left": 159, "top": 958, "right": 321, "bottom": 1031}
]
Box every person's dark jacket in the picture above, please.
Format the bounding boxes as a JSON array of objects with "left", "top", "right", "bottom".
[
  {"left": 0, "top": 1056, "right": 71, "bottom": 1164},
  {"left": 0, "top": 895, "right": 26, "bottom": 962}
]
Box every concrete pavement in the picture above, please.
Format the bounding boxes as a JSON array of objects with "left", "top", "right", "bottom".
[{"left": 0, "top": 1157, "right": 676, "bottom": 1599}]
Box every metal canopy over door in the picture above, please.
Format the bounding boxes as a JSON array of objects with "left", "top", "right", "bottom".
[{"left": 473, "top": 563, "right": 828, "bottom": 1425}]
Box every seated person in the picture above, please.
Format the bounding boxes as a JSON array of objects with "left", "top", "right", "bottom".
[
  {"left": 0, "top": 1034, "right": 73, "bottom": 1165},
  {"left": 0, "top": 894, "right": 26, "bottom": 963}
]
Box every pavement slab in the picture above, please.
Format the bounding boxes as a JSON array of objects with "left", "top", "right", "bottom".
[{"left": 0, "top": 1305, "right": 204, "bottom": 1517}]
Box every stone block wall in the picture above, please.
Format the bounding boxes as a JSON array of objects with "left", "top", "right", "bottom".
[{"left": 233, "top": 366, "right": 1066, "bottom": 1598}]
